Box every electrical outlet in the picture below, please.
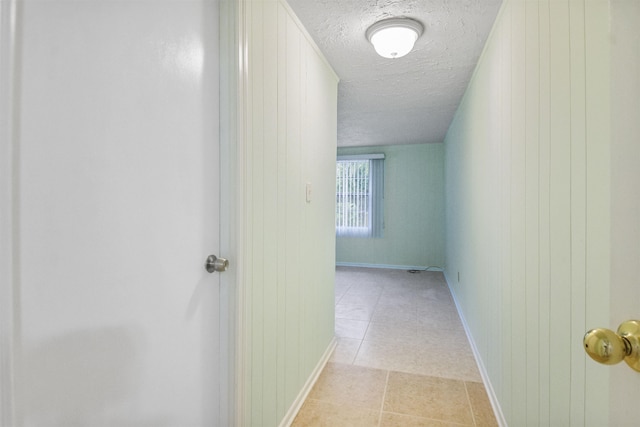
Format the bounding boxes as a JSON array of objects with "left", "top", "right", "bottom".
[{"left": 306, "top": 182, "right": 312, "bottom": 203}]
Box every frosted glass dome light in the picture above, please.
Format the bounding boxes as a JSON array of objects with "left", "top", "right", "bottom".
[{"left": 366, "top": 18, "right": 423, "bottom": 59}]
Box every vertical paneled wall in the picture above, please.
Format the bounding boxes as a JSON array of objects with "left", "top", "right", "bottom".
[
  {"left": 242, "top": 1, "right": 338, "bottom": 425},
  {"left": 335, "top": 143, "right": 445, "bottom": 269},
  {"left": 444, "top": 0, "right": 610, "bottom": 425}
]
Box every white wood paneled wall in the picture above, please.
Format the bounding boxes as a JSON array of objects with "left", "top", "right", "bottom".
[
  {"left": 444, "top": 0, "right": 611, "bottom": 425},
  {"left": 239, "top": 0, "right": 338, "bottom": 425}
]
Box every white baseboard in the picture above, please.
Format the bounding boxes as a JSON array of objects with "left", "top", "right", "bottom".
[
  {"left": 335, "top": 262, "right": 443, "bottom": 272},
  {"left": 278, "top": 337, "right": 337, "bottom": 427},
  {"left": 443, "top": 271, "right": 508, "bottom": 427}
]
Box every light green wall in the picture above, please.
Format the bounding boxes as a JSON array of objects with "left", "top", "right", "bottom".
[
  {"left": 336, "top": 143, "right": 445, "bottom": 269},
  {"left": 444, "top": 0, "right": 611, "bottom": 425},
  {"left": 242, "top": 1, "right": 338, "bottom": 425}
]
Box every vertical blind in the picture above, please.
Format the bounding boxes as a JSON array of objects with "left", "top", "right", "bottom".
[{"left": 336, "top": 154, "right": 384, "bottom": 237}]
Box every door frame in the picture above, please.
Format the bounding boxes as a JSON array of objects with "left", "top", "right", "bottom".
[
  {"left": 220, "top": 0, "right": 249, "bottom": 424},
  {"left": 219, "top": 0, "right": 242, "bottom": 425},
  {"left": 219, "top": 0, "right": 245, "bottom": 424},
  {"left": 0, "top": 0, "right": 17, "bottom": 424}
]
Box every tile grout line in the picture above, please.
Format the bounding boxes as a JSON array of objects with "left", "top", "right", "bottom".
[
  {"left": 351, "top": 296, "right": 375, "bottom": 365},
  {"left": 376, "top": 370, "right": 390, "bottom": 427},
  {"left": 348, "top": 337, "right": 364, "bottom": 365},
  {"left": 334, "top": 282, "right": 351, "bottom": 305},
  {"left": 464, "top": 381, "right": 478, "bottom": 426}
]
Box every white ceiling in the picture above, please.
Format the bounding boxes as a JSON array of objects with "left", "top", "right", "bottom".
[{"left": 286, "top": 0, "right": 503, "bottom": 147}]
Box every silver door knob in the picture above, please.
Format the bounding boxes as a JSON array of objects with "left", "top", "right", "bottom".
[{"left": 205, "top": 255, "right": 229, "bottom": 273}]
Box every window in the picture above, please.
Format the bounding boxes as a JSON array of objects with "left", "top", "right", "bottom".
[{"left": 336, "top": 154, "right": 384, "bottom": 237}]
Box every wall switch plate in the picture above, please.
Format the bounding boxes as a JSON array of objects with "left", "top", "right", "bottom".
[{"left": 306, "top": 182, "right": 312, "bottom": 203}]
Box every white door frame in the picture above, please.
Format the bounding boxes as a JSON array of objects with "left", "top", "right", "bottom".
[
  {"left": 219, "top": 0, "right": 246, "bottom": 424},
  {"left": 220, "top": 0, "right": 251, "bottom": 426},
  {"left": 220, "top": 0, "right": 249, "bottom": 424},
  {"left": 0, "top": 0, "right": 17, "bottom": 424}
]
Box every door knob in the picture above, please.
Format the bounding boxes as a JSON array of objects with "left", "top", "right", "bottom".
[
  {"left": 583, "top": 320, "right": 640, "bottom": 372},
  {"left": 205, "top": 255, "right": 229, "bottom": 273}
]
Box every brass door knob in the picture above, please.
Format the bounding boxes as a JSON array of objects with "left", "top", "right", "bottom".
[{"left": 583, "top": 320, "right": 640, "bottom": 372}]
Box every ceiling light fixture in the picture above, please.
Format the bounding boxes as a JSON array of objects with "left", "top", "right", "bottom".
[{"left": 366, "top": 17, "right": 424, "bottom": 59}]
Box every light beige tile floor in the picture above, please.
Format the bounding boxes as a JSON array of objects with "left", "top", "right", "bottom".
[{"left": 292, "top": 267, "right": 498, "bottom": 427}]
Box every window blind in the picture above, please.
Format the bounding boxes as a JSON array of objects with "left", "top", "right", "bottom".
[{"left": 336, "top": 154, "right": 384, "bottom": 237}]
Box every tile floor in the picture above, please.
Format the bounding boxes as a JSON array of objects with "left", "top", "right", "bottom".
[{"left": 292, "top": 267, "right": 498, "bottom": 427}]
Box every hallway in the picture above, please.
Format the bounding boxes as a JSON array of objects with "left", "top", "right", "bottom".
[{"left": 292, "top": 267, "right": 498, "bottom": 426}]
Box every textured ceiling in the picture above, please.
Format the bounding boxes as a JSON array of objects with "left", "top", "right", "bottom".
[{"left": 286, "top": 0, "right": 503, "bottom": 147}]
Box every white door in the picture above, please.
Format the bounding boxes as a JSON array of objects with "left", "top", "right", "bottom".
[{"left": 4, "top": 0, "right": 224, "bottom": 425}]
